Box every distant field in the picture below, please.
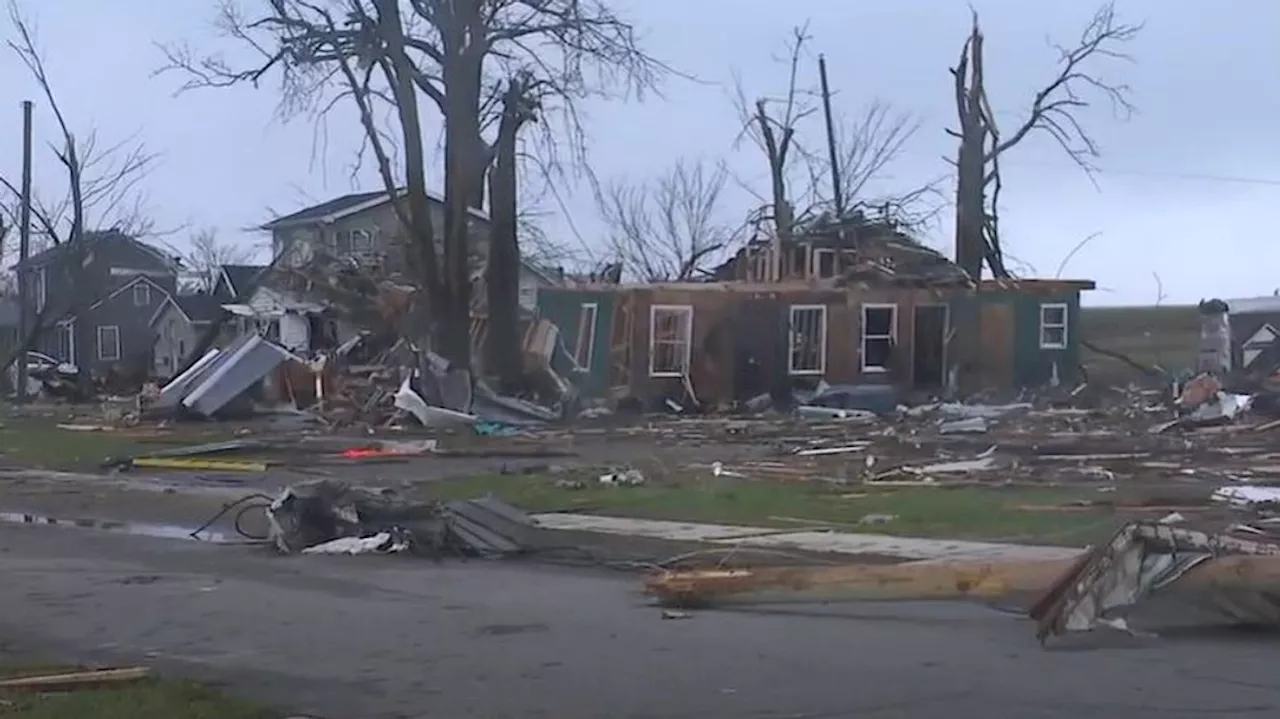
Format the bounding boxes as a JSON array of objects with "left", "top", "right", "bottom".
[{"left": 1079, "top": 304, "right": 1199, "bottom": 382}]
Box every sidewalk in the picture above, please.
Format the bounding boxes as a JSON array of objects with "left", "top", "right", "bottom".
[{"left": 530, "top": 513, "right": 1084, "bottom": 562}]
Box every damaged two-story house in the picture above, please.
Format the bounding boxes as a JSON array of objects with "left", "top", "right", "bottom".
[
  {"left": 13, "top": 230, "right": 178, "bottom": 377},
  {"left": 253, "top": 189, "right": 560, "bottom": 353},
  {"left": 538, "top": 214, "right": 1094, "bottom": 406}
]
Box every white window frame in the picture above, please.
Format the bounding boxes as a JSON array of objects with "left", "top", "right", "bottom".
[
  {"left": 787, "top": 304, "right": 827, "bottom": 375},
  {"left": 132, "top": 282, "right": 151, "bottom": 307},
  {"left": 1039, "top": 303, "right": 1068, "bottom": 349},
  {"left": 352, "top": 228, "right": 375, "bottom": 252},
  {"left": 860, "top": 303, "right": 898, "bottom": 373},
  {"left": 811, "top": 248, "right": 837, "bottom": 278},
  {"left": 574, "top": 302, "right": 598, "bottom": 367},
  {"left": 96, "top": 325, "right": 121, "bottom": 361},
  {"left": 55, "top": 319, "right": 74, "bottom": 362},
  {"left": 32, "top": 267, "right": 46, "bottom": 313},
  {"left": 648, "top": 304, "right": 693, "bottom": 377}
]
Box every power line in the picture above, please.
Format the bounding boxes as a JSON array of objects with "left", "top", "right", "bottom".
[{"left": 1003, "top": 160, "right": 1280, "bottom": 187}]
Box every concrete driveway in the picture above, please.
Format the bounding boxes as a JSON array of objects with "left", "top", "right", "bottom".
[{"left": 0, "top": 523, "right": 1278, "bottom": 718}]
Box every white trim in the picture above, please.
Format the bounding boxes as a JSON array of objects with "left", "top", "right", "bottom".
[
  {"left": 263, "top": 189, "right": 490, "bottom": 230},
  {"left": 1039, "top": 302, "right": 1069, "bottom": 349},
  {"left": 148, "top": 295, "right": 184, "bottom": 327},
  {"left": 133, "top": 282, "right": 151, "bottom": 307},
  {"left": 648, "top": 304, "right": 693, "bottom": 377},
  {"left": 88, "top": 274, "right": 171, "bottom": 311},
  {"left": 574, "top": 302, "right": 599, "bottom": 367},
  {"left": 96, "top": 324, "right": 121, "bottom": 361},
  {"left": 810, "top": 248, "right": 837, "bottom": 278},
  {"left": 55, "top": 319, "right": 74, "bottom": 363},
  {"left": 860, "top": 303, "right": 898, "bottom": 373},
  {"left": 787, "top": 304, "right": 827, "bottom": 375}
]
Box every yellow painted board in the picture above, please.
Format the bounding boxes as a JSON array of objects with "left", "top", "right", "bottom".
[{"left": 131, "top": 457, "right": 269, "bottom": 472}]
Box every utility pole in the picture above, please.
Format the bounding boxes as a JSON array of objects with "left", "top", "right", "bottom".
[
  {"left": 15, "top": 100, "right": 32, "bottom": 403},
  {"left": 817, "top": 55, "right": 843, "bottom": 219}
]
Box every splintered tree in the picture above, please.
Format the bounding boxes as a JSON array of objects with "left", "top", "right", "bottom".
[
  {"left": 735, "top": 24, "right": 937, "bottom": 280},
  {"left": 733, "top": 25, "right": 813, "bottom": 282},
  {"left": 951, "top": 2, "right": 1140, "bottom": 281},
  {"left": 0, "top": 0, "right": 158, "bottom": 386},
  {"left": 597, "top": 159, "right": 739, "bottom": 282},
  {"left": 161, "top": 0, "right": 663, "bottom": 374}
]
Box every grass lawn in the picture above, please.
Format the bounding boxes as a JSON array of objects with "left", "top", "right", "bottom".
[
  {"left": 0, "top": 410, "right": 239, "bottom": 472},
  {"left": 0, "top": 665, "right": 275, "bottom": 719},
  {"left": 421, "top": 473, "right": 1119, "bottom": 545}
]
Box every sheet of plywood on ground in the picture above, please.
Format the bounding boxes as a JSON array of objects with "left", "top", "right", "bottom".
[{"left": 979, "top": 301, "right": 1015, "bottom": 389}]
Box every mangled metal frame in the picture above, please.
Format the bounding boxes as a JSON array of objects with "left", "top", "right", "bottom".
[{"left": 1028, "top": 522, "right": 1280, "bottom": 643}]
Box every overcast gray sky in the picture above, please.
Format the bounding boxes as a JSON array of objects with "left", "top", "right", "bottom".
[{"left": 3, "top": 0, "right": 1275, "bottom": 305}]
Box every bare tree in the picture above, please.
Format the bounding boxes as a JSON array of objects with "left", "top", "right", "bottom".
[
  {"left": 177, "top": 228, "right": 255, "bottom": 292},
  {"left": 803, "top": 102, "right": 944, "bottom": 230},
  {"left": 160, "top": 0, "right": 664, "bottom": 371},
  {"left": 951, "top": 3, "right": 1140, "bottom": 281},
  {"left": 0, "top": 1, "right": 159, "bottom": 387},
  {"left": 598, "top": 159, "right": 739, "bottom": 282},
  {"left": 732, "top": 25, "right": 815, "bottom": 282}
]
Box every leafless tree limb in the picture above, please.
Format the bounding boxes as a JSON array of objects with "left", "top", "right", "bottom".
[
  {"left": 597, "top": 159, "right": 741, "bottom": 282},
  {"left": 171, "top": 228, "right": 256, "bottom": 292},
  {"left": 799, "top": 101, "right": 944, "bottom": 231},
  {"left": 951, "top": 2, "right": 1140, "bottom": 281},
  {"left": 0, "top": 0, "right": 162, "bottom": 387}
]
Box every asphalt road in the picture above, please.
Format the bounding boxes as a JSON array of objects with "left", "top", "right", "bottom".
[{"left": 1, "top": 523, "right": 1279, "bottom": 718}]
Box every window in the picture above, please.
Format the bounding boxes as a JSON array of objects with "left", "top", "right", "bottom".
[
  {"left": 812, "top": 249, "right": 837, "bottom": 278},
  {"left": 648, "top": 305, "right": 693, "bottom": 377},
  {"left": 861, "top": 304, "right": 897, "bottom": 372},
  {"left": 788, "top": 305, "right": 827, "bottom": 375},
  {"left": 789, "top": 245, "right": 808, "bottom": 277},
  {"left": 55, "top": 320, "right": 73, "bottom": 362},
  {"left": 96, "top": 325, "right": 121, "bottom": 361},
  {"left": 132, "top": 282, "right": 151, "bottom": 307},
  {"left": 574, "top": 303, "right": 598, "bottom": 367},
  {"left": 1039, "top": 303, "right": 1068, "bottom": 349},
  {"left": 29, "top": 267, "right": 46, "bottom": 312},
  {"left": 352, "top": 228, "right": 375, "bottom": 252}
]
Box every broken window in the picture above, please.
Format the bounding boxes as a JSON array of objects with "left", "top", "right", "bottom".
[
  {"left": 789, "top": 245, "right": 808, "bottom": 278},
  {"left": 1039, "top": 303, "right": 1068, "bottom": 349},
  {"left": 812, "top": 249, "right": 837, "bottom": 278},
  {"left": 574, "top": 302, "right": 598, "bottom": 367},
  {"left": 861, "top": 304, "right": 897, "bottom": 372},
  {"left": 352, "top": 228, "right": 375, "bottom": 253},
  {"left": 334, "top": 230, "right": 353, "bottom": 255},
  {"left": 788, "top": 305, "right": 827, "bottom": 375},
  {"left": 649, "top": 305, "right": 693, "bottom": 377}
]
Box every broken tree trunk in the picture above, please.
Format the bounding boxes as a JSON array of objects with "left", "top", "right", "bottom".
[{"left": 483, "top": 80, "right": 531, "bottom": 393}]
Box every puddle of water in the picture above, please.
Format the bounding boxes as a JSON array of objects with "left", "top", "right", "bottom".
[{"left": 0, "top": 511, "right": 228, "bottom": 542}]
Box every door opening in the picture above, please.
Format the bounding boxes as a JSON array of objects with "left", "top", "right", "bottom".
[{"left": 912, "top": 305, "right": 948, "bottom": 387}]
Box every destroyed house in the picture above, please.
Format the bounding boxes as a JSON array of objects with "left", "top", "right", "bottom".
[
  {"left": 538, "top": 218, "right": 1093, "bottom": 406},
  {"left": 261, "top": 189, "right": 558, "bottom": 313}
]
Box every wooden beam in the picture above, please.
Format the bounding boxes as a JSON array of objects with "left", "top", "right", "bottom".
[
  {"left": 645, "top": 555, "right": 1280, "bottom": 608},
  {"left": 0, "top": 667, "right": 151, "bottom": 691}
]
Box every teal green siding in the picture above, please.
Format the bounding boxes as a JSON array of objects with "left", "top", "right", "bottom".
[
  {"left": 950, "top": 290, "right": 1084, "bottom": 388},
  {"left": 536, "top": 289, "right": 615, "bottom": 396}
]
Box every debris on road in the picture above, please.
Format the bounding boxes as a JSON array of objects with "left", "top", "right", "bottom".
[
  {"left": 645, "top": 520, "right": 1280, "bottom": 645},
  {"left": 263, "top": 479, "right": 537, "bottom": 557}
]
